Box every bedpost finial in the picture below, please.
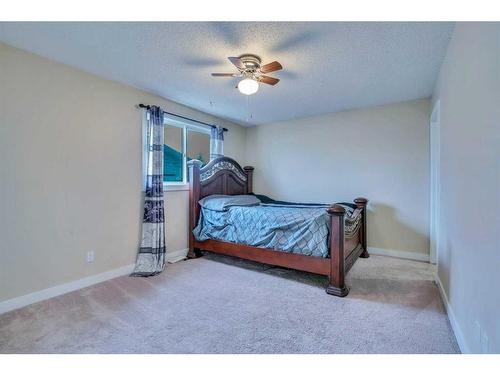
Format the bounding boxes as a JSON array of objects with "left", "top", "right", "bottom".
[
  {"left": 327, "top": 204, "right": 345, "bottom": 215},
  {"left": 243, "top": 166, "right": 254, "bottom": 194},
  {"left": 187, "top": 159, "right": 203, "bottom": 169},
  {"left": 354, "top": 197, "right": 368, "bottom": 208}
]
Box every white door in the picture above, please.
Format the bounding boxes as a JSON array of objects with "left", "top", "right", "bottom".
[{"left": 429, "top": 101, "right": 441, "bottom": 265}]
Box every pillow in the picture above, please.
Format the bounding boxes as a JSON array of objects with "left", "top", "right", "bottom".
[{"left": 199, "top": 195, "right": 261, "bottom": 212}]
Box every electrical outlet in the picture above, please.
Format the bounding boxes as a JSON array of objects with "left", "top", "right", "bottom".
[{"left": 86, "top": 251, "right": 95, "bottom": 263}]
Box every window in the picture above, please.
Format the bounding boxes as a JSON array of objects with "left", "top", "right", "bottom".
[
  {"left": 187, "top": 129, "right": 210, "bottom": 166},
  {"left": 162, "top": 115, "right": 211, "bottom": 186},
  {"left": 164, "top": 125, "right": 184, "bottom": 182}
]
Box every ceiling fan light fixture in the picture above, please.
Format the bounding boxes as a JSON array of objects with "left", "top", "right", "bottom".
[
  {"left": 212, "top": 55, "right": 281, "bottom": 95},
  {"left": 238, "top": 78, "right": 259, "bottom": 95}
]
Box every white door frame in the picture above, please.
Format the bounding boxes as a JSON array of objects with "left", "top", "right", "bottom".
[{"left": 429, "top": 100, "right": 441, "bottom": 265}]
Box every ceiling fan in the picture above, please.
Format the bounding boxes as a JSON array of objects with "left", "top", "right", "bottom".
[{"left": 211, "top": 54, "right": 283, "bottom": 95}]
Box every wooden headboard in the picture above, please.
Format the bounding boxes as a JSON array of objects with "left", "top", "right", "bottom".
[
  {"left": 187, "top": 157, "right": 254, "bottom": 252},
  {"left": 188, "top": 156, "right": 253, "bottom": 199}
]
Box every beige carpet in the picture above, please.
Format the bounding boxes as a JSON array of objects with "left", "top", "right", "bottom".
[{"left": 0, "top": 254, "right": 459, "bottom": 353}]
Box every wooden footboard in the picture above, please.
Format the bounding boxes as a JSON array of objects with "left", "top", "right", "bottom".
[
  {"left": 355, "top": 197, "right": 370, "bottom": 259},
  {"left": 187, "top": 157, "right": 368, "bottom": 297},
  {"left": 326, "top": 198, "right": 368, "bottom": 297}
]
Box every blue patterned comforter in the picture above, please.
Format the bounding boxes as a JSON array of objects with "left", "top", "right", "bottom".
[{"left": 193, "top": 203, "right": 335, "bottom": 257}]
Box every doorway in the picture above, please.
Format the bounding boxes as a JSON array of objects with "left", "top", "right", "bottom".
[{"left": 429, "top": 100, "right": 441, "bottom": 265}]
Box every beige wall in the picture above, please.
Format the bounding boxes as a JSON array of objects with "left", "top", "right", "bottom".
[
  {"left": 0, "top": 42, "right": 246, "bottom": 302},
  {"left": 244, "top": 99, "right": 431, "bottom": 256},
  {"left": 432, "top": 23, "right": 499, "bottom": 353}
]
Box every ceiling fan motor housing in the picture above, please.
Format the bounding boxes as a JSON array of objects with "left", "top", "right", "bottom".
[{"left": 239, "top": 54, "right": 262, "bottom": 72}]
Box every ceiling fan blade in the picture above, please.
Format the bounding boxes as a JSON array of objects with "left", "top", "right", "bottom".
[
  {"left": 260, "top": 61, "right": 282, "bottom": 73},
  {"left": 258, "top": 75, "right": 280, "bottom": 86},
  {"left": 211, "top": 73, "right": 238, "bottom": 77},
  {"left": 228, "top": 56, "right": 245, "bottom": 70}
]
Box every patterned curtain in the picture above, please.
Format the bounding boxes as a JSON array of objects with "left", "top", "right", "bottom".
[
  {"left": 210, "top": 126, "right": 224, "bottom": 160},
  {"left": 131, "top": 106, "right": 166, "bottom": 276}
]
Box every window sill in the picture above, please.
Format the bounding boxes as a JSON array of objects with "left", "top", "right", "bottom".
[{"left": 163, "top": 183, "right": 189, "bottom": 192}]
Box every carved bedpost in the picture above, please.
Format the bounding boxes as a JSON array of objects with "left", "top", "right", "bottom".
[
  {"left": 326, "top": 204, "right": 348, "bottom": 297},
  {"left": 243, "top": 166, "right": 254, "bottom": 194},
  {"left": 354, "top": 197, "right": 369, "bottom": 258},
  {"left": 187, "top": 160, "right": 203, "bottom": 259}
]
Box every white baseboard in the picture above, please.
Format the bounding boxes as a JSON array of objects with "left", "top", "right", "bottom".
[
  {"left": 0, "top": 264, "right": 135, "bottom": 315},
  {"left": 368, "top": 247, "right": 430, "bottom": 262},
  {"left": 166, "top": 248, "right": 188, "bottom": 263},
  {"left": 0, "top": 249, "right": 189, "bottom": 315},
  {"left": 435, "top": 274, "right": 469, "bottom": 353}
]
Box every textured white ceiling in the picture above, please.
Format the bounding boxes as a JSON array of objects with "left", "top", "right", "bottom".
[{"left": 0, "top": 22, "right": 454, "bottom": 126}]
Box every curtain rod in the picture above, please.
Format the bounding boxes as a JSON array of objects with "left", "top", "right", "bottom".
[{"left": 137, "top": 104, "right": 228, "bottom": 132}]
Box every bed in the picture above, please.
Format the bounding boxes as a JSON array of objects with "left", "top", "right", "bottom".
[{"left": 187, "top": 156, "right": 369, "bottom": 297}]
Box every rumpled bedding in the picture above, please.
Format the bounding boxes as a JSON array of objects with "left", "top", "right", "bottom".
[{"left": 193, "top": 194, "right": 362, "bottom": 258}]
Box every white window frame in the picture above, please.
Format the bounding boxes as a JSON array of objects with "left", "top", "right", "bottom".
[{"left": 162, "top": 114, "right": 211, "bottom": 191}]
